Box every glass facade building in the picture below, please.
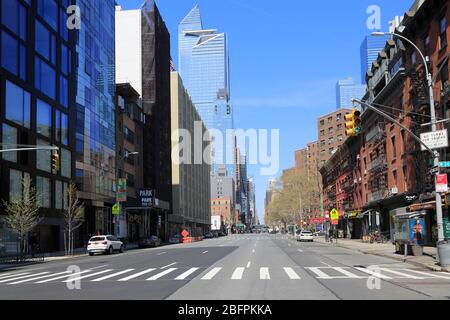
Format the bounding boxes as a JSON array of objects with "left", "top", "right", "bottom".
[
  {"left": 74, "top": 0, "right": 116, "bottom": 241},
  {"left": 179, "top": 5, "right": 233, "bottom": 176},
  {"left": 0, "top": 0, "right": 77, "bottom": 253},
  {"left": 336, "top": 77, "right": 366, "bottom": 110},
  {"left": 360, "top": 34, "right": 391, "bottom": 84}
]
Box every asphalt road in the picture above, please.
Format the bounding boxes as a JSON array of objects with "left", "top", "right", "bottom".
[{"left": 0, "top": 234, "right": 449, "bottom": 300}]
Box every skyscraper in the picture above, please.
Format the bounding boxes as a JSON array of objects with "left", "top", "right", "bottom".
[
  {"left": 336, "top": 77, "right": 366, "bottom": 109},
  {"left": 178, "top": 5, "right": 233, "bottom": 175},
  {"left": 360, "top": 34, "right": 391, "bottom": 84}
]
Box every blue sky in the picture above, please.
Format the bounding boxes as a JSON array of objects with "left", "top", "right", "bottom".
[{"left": 119, "top": 0, "right": 413, "bottom": 224}]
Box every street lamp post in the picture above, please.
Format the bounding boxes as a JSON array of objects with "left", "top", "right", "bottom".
[{"left": 371, "top": 32, "right": 445, "bottom": 243}]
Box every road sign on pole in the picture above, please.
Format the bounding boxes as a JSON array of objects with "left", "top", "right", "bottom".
[
  {"left": 420, "top": 129, "right": 449, "bottom": 151},
  {"left": 436, "top": 174, "right": 449, "bottom": 193}
]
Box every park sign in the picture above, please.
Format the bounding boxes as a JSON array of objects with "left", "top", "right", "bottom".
[
  {"left": 420, "top": 129, "right": 449, "bottom": 151},
  {"left": 139, "top": 189, "right": 154, "bottom": 208}
]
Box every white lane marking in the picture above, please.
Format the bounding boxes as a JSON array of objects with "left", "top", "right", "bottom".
[
  {"left": 63, "top": 269, "right": 113, "bottom": 282},
  {"left": 298, "top": 249, "right": 303, "bottom": 252},
  {"left": 118, "top": 268, "right": 156, "bottom": 281},
  {"left": 9, "top": 271, "right": 71, "bottom": 284},
  {"left": 157, "top": 252, "right": 166, "bottom": 256},
  {"left": 175, "top": 268, "right": 199, "bottom": 280},
  {"left": 161, "top": 262, "right": 177, "bottom": 269},
  {"left": 404, "top": 269, "right": 450, "bottom": 280},
  {"left": 246, "top": 261, "right": 251, "bottom": 268},
  {"left": 320, "top": 261, "right": 333, "bottom": 268},
  {"left": 379, "top": 268, "right": 424, "bottom": 279},
  {"left": 146, "top": 268, "right": 177, "bottom": 281},
  {"left": 201, "top": 267, "right": 222, "bottom": 280},
  {"left": 334, "top": 267, "right": 364, "bottom": 279},
  {"left": 91, "top": 269, "right": 135, "bottom": 282},
  {"left": 0, "top": 272, "right": 30, "bottom": 280},
  {"left": 36, "top": 270, "right": 92, "bottom": 283},
  {"left": 260, "top": 267, "right": 270, "bottom": 280},
  {"left": 202, "top": 251, "right": 208, "bottom": 254},
  {"left": 284, "top": 267, "right": 301, "bottom": 280},
  {"left": 231, "top": 267, "right": 245, "bottom": 280},
  {"left": 354, "top": 267, "right": 392, "bottom": 279},
  {"left": 307, "top": 267, "right": 333, "bottom": 279},
  {"left": 0, "top": 272, "right": 49, "bottom": 283}
]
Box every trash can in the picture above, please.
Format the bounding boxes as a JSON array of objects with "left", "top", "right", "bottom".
[
  {"left": 411, "top": 245, "right": 423, "bottom": 256},
  {"left": 437, "top": 241, "right": 450, "bottom": 267}
]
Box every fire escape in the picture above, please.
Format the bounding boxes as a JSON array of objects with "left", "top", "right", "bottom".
[{"left": 367, "top": 117, "right": 388, "bottom": 203}]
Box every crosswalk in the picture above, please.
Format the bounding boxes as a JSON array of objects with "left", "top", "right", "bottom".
[{"left": 0, "top": 266, "right": 449, "bottom": 285}]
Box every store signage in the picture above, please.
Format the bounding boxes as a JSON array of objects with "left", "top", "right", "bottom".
[
  {"left": 139, "top": 189, "right": 154, "bottom": 207},
  {"left": 436, "top": 174, "right": 449, "bottom": 193},
  {"left": 116, "top": 178, "right": 127, "bottom": 202},
  {"left": 420, "top": 130, "right": 449, "bottom": 151},
  {"left": 440, "top": 161, "right": 450, "bottom": 168}
]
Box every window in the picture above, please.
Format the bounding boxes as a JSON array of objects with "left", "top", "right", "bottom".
[
  {"left": 36, "top": 176, "right": 50, "bottom": 208},
  {"left": 2, "top": 124, "right": 17, "bottom": 162},
  {"left": 440, "top": 62, "right": 449, "bottom": 90},
  {"left": 393, "top": 170, "right": 397, "bottom": 187},
  {"left": 440, "top": 16, "right": 448, "bottom": 50},
  {"left": 37, "top": 0, "right": 57, "bottom": 31},
  {"left": 60, "top": 9, "right": 68, "bottom": 41},
  {"left": 61, "top": 44, "right": 70, "bottom": 75},
  {"left": 336, "top": 113, "right": 342, "bottom": 121},
  {"left": 391, "top": 136, "right": 397, "bottom": 158},
  {"left": 320, "top": 140, "right": 325, "bottom": 147},
  {"left": 1, "top": 31, "right": 26, "bottom": 79},
  {"left": 411, "top": 51, "right": 417, "bottom": 65},
  {"left": 36, "top": 139, "right": 51, "bottom": 173},
  {"left": 320, "top": 130, "right": 325, "bottom": 136},
  {"left": 35, "top": 57, "right": 56, "bottom": 99},
  {"left": 320, "top": 120, "right": 325, "bottom": 126},
  {"left": 338, "top": 135, "right": 344, "bottom": 142},
  {"left": 61, "top": 148, "right": 71, "bottom": 178},
  {"left": 328, "top": 127, "right": 334, "bottom": 134},
  {"left": 337, "top": 124, "right": 343, "bottom": 130},
  {"left": 55, "top": 180, "right": 62, "bottom": 209},
  {"left": 60, "top": 76, "right": 68, "bottom": 107},
  {"left": 1, "top": 0, "right": 27, "bottom": 40},
  {"left": 36, "top": 99, "right": 52, "bottom": 137},
  {"left": 6, "top": 81, "right": 30, "bottom": 128},
  {"left": 424, "top": 34, "right": 430, "bottom": 57},
  {"left": 9, "top": 169, "right": 23, "bottom": 201},
  {"left": 35, "top": 20, "right": 56, "bottom": 64},
  {"left": 328, "top": 117, "right": 332, "bottom": 123}
]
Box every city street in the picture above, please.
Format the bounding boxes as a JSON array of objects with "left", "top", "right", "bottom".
[{"left": 0, "top": 234, "right": 449, "bottom": 300}]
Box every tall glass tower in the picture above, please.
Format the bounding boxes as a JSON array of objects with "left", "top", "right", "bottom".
[
  {"left": 178, "top": 5, "right": 233, "bottom": 176},
  {"left": 360, "top": 34, "right": 391, "bottom": 84},
  {"left": 336, "top": 77, "right": 366, "bottom": 110}
]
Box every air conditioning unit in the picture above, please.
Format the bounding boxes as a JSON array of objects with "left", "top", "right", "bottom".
[{"left": 391, "top": 187, "right": 398, "bottom": 195}]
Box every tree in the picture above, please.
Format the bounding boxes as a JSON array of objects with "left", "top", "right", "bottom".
[
  {"left": 63, "top": 183, "right": 84, "bottom": 256},
  {"left": 2, "top": 176, "right": 41, "bottom": 259}
]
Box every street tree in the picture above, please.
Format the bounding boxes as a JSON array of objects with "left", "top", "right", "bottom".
[
  {"left": 63, "top": 182, "right": 84, "bottom": 256},
  {"left": 2, "top": 176, "right": 41, "bottom": 259}
]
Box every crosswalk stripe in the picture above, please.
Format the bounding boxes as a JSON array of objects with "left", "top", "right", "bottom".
[
  {"left": 231, "top": 267, "right": 245, "bottom": 280},
  {"left": 201, "top": 267, "right": 222, "bottom": 280},
  {"left": 91, "top": 269, "right": 135, "bottom": 282},
  {"left": 354, "top": 267, "right": 392, "bottom": 279},
  {"left": 284, "top": 267, "right": 301, "bottom": 280},
  {"left": 404, "top": 269, "right": 450, "bottom": 280},
  {"left": 307, "top": 267, "right": 333, "bottom": 279},
  {"left": 63, "top": 269, "right": 113, "bottom": 282},
  {"left": 147, "top": 268, "right": 177, "bottom": 281},
  {"left": 380, "top": 268, "right": 424, "bottom": 279},
  {"left": 9, "top": 271, "right": 71, "bottom": 284},
  {"left": 0, "top": 272, "right": 29, "bottom": 280},
  {"left": 36, "top": 270, "right": 92, "bottom": 283},
  {"left": 175, "top": 268, "right": 199, "bottom": 280},
  {"left": 0, "top": 272, "right": 49, "bottom": 283},
  {"left": 334, "top": 267, "right": 364, "bottom": 279},
  {"left": 118, "top": 268, "right": 156, "bottom": 281},
  {"left": 260, "top": 268, "right": 270, "bottom": 280}
]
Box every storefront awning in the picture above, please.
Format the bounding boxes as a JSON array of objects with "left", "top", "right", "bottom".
[{"left": 395, "top": 210, "right": 427, "bottom": 220}]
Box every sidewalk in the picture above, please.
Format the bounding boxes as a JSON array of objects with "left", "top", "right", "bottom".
[{"left": 313, "top": 236, "right": 450, "bottom": 273}]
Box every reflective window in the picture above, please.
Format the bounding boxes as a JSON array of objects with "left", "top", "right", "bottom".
[
  {"left": 36, "top": 99, "right": 52, "bottom": 137},
  {"left": 1, "top": 0, "right": 27, "bottom": 40},
  {"left": 60, "top": 76, "right": 68, "bottom": 108},
  {"left": 1, "top": 31, "right": 26, "bottom": 80},
  {"left": 36, "top": 176, "right": 50, "bottom": 208},
  {"left": 55, "top": 180, "right": 62, "bottom": 209},
  {"left": 37, "top": 0, "right": 57, "bottom": 31},
  {"left": 55, "top": 110, "right": 69, "bottom": 145},
  {"left": 36, "top": 139, "right": 51, "bottom": 173},
  {"left": 5, "top": 81, "right": 30, "bottom": 128},
  {"left": 2, "top": 124, "right": 17, "bottom": 162},
  {"left": 35, "top": 57, "right": 56, "bottom": 99},
  {"left": 61, "top": 148, "right": 71, "bottom": 178},
  {"left": 35, "top": 20, "right": 56, "bottom": 64},
  {"left": 9, "top": 169, "right": 22, "bottom": 201}
]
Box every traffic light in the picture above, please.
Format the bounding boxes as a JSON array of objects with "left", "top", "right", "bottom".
[
  {"left": 344, "top": 109, "right": 362, "bottom": 136},
  {"left": 51, "top": 151, "right": 60, "bottom": 171}
]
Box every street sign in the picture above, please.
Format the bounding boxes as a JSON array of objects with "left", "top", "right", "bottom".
[
  {"left": 420, "top": 129, "right": 449, "bottom": 151},
  {"left": 436, "top": 174, "right": 449, "bottom": 193},
  {"left": 112, "top": 203, "right": 121, "bottom": 215},
  {"left": 440, "top": 161, "right": 450, "bottom": 168},
  {"left": 330, "top": 208, "right": 339, "bottom": 221},
  {"left": 181, "top": 229, "right": 189, "bottom": 238},
  {"left": 116, "top": 178, "right": 127, "bottom": 202},
  {"left": 139, "top": 189, "right": 154, "bottom": 207}
]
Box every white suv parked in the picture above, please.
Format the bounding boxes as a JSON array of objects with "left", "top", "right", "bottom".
[
  {"left": 296, "top": 230, "right": 314, "bottom": 242},
  {"left": 87, "top": 235, "right": 124, "bottom": 256}
]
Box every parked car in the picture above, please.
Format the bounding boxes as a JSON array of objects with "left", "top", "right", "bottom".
[
  {"left": 296, "top": 230, "right": 314, "bottom": 242},
  {"left": 169, "top": 234, "right": 182, "bottom": 244},
  {"left": 139, "top": 236, "right": 161, "bottom": 248},
  {"left": 204, "top": 232, "right": 214, "bottom": 239},
  {"left": 87, "top": 235, "right": 124, "bottom": 256}
]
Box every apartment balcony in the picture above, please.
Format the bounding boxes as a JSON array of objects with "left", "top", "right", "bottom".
[
  {"left": 368, "top": 156, "right": 387, "bottom": 173},
  {"left": 365, "top": 125, "right": 385, "bottom": 144},
  {"left": 368, "top": 60, "right": 388, "bottom": 90},
  {"left": 341, "top": 180, "right": 355, "bottom": 192}
]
